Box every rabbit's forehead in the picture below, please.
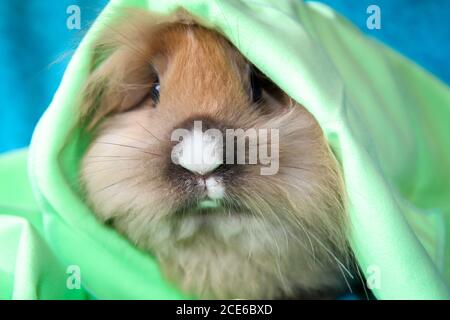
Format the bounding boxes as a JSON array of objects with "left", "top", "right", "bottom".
[{"left": 147, "top": 23, "right": 249, "bottom": 81}]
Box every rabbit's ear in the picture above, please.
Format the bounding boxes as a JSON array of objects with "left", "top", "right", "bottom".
[
  {"left": 79, "top": 9, "right": 194, "bottom": 131},
  {"left": 79, "top": 44, "right": 157, "bottom": 131}
]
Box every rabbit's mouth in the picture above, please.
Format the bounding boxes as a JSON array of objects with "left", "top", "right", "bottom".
[{"left": 171, "top": 196, "right": 252, "bottom": 219}]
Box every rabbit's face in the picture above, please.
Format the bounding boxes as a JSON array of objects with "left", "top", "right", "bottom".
[{"left": 80, "top": 10, "right": 349, "bottom": 299}]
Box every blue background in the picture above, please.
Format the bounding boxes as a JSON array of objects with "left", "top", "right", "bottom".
[{"left": 0, "top": 0, "right": 449, "bottom": 153}]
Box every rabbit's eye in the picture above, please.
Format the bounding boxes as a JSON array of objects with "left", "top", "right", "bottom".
[
  {"left": 250, "top": 69, "right": 262, "bottom": 103},
  {"left": 151, "top": 81, "right": 160, "bottom": 106}
]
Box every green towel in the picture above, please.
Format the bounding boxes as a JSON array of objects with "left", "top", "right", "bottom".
[{"left": 0, "top": 0, "right": 449, "bottom": 299}]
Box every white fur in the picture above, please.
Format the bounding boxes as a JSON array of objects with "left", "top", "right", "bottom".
[
  {"left": 175, "top": 126, "right": 223, "bottom": 175},
  {"left": 205, "top": 177, "right": 224, "bottom": 200}
]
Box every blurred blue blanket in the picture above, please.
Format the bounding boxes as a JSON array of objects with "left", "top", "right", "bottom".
[{"left": 0, "top": 0, "right": 107, "bottom": 152}]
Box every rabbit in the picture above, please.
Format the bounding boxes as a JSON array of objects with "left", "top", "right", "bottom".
[{"left": 79, "top": 9, "right": 352, "bottom": 299}]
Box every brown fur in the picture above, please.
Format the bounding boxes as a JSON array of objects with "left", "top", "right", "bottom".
[{"left": 79, "top": 10, "right": 351, "bottom": 299}]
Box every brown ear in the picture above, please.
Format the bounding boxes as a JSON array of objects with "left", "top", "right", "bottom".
[
  {"left": 80, "top": 45, "right": 156, "bottom": 131},
  {"left": 78, "top": 9, "right": 184, "bottom": 131}
]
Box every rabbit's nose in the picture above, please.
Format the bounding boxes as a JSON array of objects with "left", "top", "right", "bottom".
[{"left": 171, "top": 121, "right": 223, "bottom": 175}]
